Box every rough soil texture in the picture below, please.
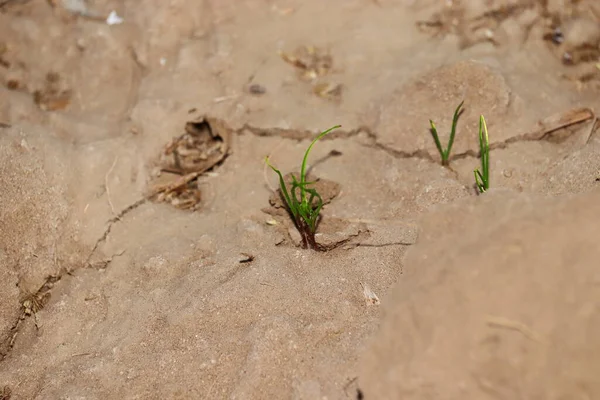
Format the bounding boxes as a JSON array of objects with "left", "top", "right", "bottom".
[
  {"left": 359, "top": 189, "right": 600, "bottom": 399},
  {"left": 1, "top": 0, "right": 599, "bottom": 399}
]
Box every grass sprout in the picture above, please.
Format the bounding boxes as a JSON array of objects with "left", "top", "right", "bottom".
[
  {"left": 474, "top": 115, "right": 490, "bottom": 193},
  {"left": 429, "top": 100, "right": 464, "bottom": 166},
  {"left": 265, "top": 125, "right": 341, "bottom": 250}
]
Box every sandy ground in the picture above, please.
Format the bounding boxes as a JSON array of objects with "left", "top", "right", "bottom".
[{"left": 1, "top": 0, "right": 600, "bottom": 399}]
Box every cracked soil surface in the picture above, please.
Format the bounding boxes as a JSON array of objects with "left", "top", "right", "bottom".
[{"left": 1, "top": 0, "right": 600, "bottom": 399}]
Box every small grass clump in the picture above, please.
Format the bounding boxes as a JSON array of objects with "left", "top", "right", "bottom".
[
  {"left": 429, "top": 100, "right": 464, "bottom": 166},
  {"left": 265, "top": 125, "right": 341, "bottom": 250},
  {"left": 474, "top": 115, "right": 490, "bottom": 193}
]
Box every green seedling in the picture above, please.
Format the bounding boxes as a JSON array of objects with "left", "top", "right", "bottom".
[
  {"left": 265, "top": 125, "right": 341, "bottom": 250},
  {"left": 429, "top": 100, "right": 464, "bottom": 166},
  {"left": 474, "top": 115, "right": 490, "bottom": 193}
]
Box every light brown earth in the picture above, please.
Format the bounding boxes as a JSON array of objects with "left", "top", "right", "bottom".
[{"left": 1, "top": 0, "right": 600, "bottom": 399}]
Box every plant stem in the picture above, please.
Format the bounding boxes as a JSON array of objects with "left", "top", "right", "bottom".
[{"left": 445, "top": 100, "right": 464, "bottom": 163}]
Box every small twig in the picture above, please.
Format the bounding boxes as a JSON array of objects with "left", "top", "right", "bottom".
[
  {"left": 105, "top": 156, "right": 119, "bottom": 216},
  {"left": 238, "top": 252, "right": 255, "bottom": 263},
  {"left": 71, "top": 352, "right": 92, "bottom": 357},
  {"left": 213, "top": 94, "right": 240, "bottom": 103},
  {"left": 585, "top": 117, "right": 600, "bottom": 145},
  {"left": 148, "top": 171, "right": 202, "bottom": 198}
]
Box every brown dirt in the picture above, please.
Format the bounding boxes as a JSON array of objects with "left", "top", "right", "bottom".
[{"left": 0, "top": 0, "right": 599, "bottom": 398}]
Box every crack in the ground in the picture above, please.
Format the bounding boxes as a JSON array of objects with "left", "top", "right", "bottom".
[
  {"left": 1, "top": 274, "right": 61, "bottom": 361},
  {"left": 364, "top": 108, "right": 596, "bottom": 164},
  {"left": 1, "top": 107, "right": 594, "bottom": 361},
  {"left": 239, "top": 123, "right": 366, "bottom": 141},
  {"left": 240, "top": 108, "right": 595, "bottom": 165},
  {"left": 84, "top": 198, "right": 147, "bottom": 265},
  {"left": 0, "top": 197, "right": 146, "bottom": 361},
  {"left": 351, "top": 241, "right": 415, "bottom": 248},
  {"left": 449, "top": 114, "right": 596, "bottom": 162}
]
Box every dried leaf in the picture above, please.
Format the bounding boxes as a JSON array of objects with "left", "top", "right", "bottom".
[
  {"left": 360, "top": 282, "right": 380, "bottom": 306},
  {"left": 148, "top": 117, "right": 232, "bottom": 211}
]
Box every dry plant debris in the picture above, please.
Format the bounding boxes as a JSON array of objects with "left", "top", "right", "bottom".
[
  {"left": 8, "top": 274, "right": 60, "bottom": 350},
  {"left": 417, "top": 0, "right": 600, "bottom": 89},
  {"left": 33, "top": 72, "right": 72, "bottom": 111},
  {"left": 19, "top": 291, "right": 50, "bottom": 331},
  {"left": 279, "top": 45, "right": 333, "bottom": 81},
  {"left": 360, "top": 282, "right": 380, "bottom": 306},
  {"left": 279, "top": 45, "right": 342, "bottom": 101},
  {"left": 418, "top": 0, "right": 600, "bottom": 64},
  {"left": 148, "top": 117, "right": 232, "bottom": 211},
  {"left": 545, "top": 13, "right": 600, "bottom": 87},
  {"left": 238, "top": 253, "right": 255, "bottom": 263},
  {"left": 1, "top": 54, "right": 72, "bottom": 110},
  {"left": 313, "top": 81, "right": 343, "bottom": 100},
  {"left": 417, "top": 1, "right": 536, "bottom": 48},
  {"left": 0, "top": 386, "right": 10, "bottom": 400},
  {"left": 1, "top": 40, "right": 76, "bottom": 108}
]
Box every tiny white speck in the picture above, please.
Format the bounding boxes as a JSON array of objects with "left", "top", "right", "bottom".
[{"left": 106, "top": 10, "right": 124, "bottom": 25}]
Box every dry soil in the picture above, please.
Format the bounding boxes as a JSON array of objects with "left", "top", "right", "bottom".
[{"left": 1, "top": 0, "right": 600, "bottom": 399}]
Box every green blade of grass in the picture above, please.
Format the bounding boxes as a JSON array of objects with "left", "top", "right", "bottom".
[
  {"left": 306, "top": 188, "right": 323, "bottom": 231},
  {"left": 429, "top": 120, "right": 445, "bottom": 161},
  {"left": 474, "top": 169, "right": 485, "bottom": 193},
  {"left": 429, "top": 101, "right": 464, "bottom": 165},
  {"left": 474, "top": 115, "right": 490, "bottom": 193},
  {"left": 299, "top": 125, "right": 342, "bottom": 196},
  {"left": 481, "top": 115, "right": 489, "bottom": 184},
  {"left": 446, "top": 100, "right": 465, "bottom": 159},
  {"left": 265, "top": 156, "right": 298, "bottom": 218}
]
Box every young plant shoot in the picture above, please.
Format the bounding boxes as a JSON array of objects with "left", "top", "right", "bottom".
[
  {"left": 429, "top": 100, "right": 464, "bottom": 166},
  {"left": 265, "top": 125, "right": 341, "bottom": 250},
  {"left": 474, "top": 115, "right": 490, "bottom": 193}
]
